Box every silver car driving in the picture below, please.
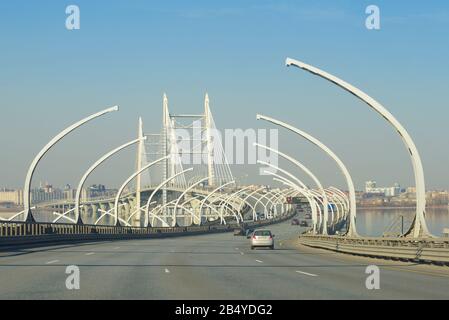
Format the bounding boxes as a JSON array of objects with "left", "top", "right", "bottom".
[{"left": 250, "top": 229, "right": 275, "bottom": 250}]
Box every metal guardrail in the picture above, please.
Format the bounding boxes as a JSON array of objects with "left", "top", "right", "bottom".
[
  {"left": 0, "top": 210, "right": 296, "bottom": 247},
  {"left": 299, "top": 234, "right": 449, "bottom": 264}
]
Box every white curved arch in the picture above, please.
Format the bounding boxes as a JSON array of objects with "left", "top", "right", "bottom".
[
  {"left": 199, "top": 181, "right": 235, "bottom": 225},
  {"left": 75, "top": 137, "right": 145, "bottom": 224},
  {"left": 325, "top": 188, "right": 347, "bottom": 221},
  {"left": 329, "top": 186, "right": 349, "bottom": 213},
  {"left": 264, "top": 189, "right": 285, "bottom": 218},
  {"left": 238, "top": 187, "right": 267, "bottom": 221},
  {"left": 271, "top": 175, "right": 318, "bottom": 233},
  {"left": 172, "top": 177, "right": 209, "bottom": 227},
  {"left": 115, "top": 156, "right": 170, "bottom": 226},
  {"left": 257, "top": 114, "right": 357, "bottom": 236},
  {"left": 267, "top": 189, "right": 287, "bottom": 216},
  {"left": 255, "top": 142, "right": 329, "bottom": 226},
  {"left": 286, "top": 57, "right": 429, "bottom": 237},
  {"left": 253, "top": 190, "right": 279, "bottom": 220},
  {"left": 258, "top": 159, "right": 328, "bottom": 233},
  {"left": 145, "top": 168, "right": 194, "bottom": 227},
  {"left": 309, "top": 189, "right": 335, "bottom": 228},
  {"left": 323, "top": 190, "right": 343, "bottom": 222},
  {"left": 23, "top": 106, "right": 119, "bottom": 222},
  {"left": 218, "top": 186, "right": 254, "bottom": 223},
  {"left": 266, "top": 169, "right": 320, "bottom": 233}
]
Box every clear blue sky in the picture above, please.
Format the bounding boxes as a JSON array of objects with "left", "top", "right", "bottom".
[{"left": 0, "top": 1, "right": 448, "bottom": 191}]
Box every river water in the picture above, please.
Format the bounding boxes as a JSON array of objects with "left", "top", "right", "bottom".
[{"left": 357, "top": 207, "right": 449, "bottom": 237}]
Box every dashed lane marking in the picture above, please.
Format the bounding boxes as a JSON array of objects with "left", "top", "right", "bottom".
[{"left": 296, "top": 270, "right": 318, "bottom": 277}]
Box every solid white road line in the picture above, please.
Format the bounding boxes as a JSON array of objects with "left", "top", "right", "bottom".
[
  {"left": 85, "top": 252, "right": 95, "bottom": 256},
  {"left": 114, "top": 247, "right": 121, "bottom": 250},
  {"left": 296, "top": 270, "right": 318, "bottom": 277},
  {"left": 165, "top": 268, "right": 171, "bottom": 274},
  {"left": 46, "top": 260, "right": 59, "bottom": 265},
  {"left": 255, "top": 259, "right": 263, "bottom": 263}
]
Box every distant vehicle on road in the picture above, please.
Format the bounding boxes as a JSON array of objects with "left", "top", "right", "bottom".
[
  {"left": 305, "top": 213, "right": 312, "bottom": 220},
  {"left": 251, "top": 229, "right": 275, "bottom": 250},
  {"left": 245, "top": 228, "right": 255, "bottom": 239},
  {"left": 234, "top": 228, "right": 244, "bottom": 236},
  {"left": 300, "top": 221, "right": 308, "bottom": 227},
  {"left": 256, "top": 212, "right": 266, "bottom": 220},
  {"left": 291, "top": 218, "right": 300, "bottom": 226}
]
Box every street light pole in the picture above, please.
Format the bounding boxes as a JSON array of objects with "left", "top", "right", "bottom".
[
  {"left": 285, "top": 57, "right": 429, "bottom": 238},
  {"left": 257, "top": 114, "right": 358, "bottom": 237},
  {"left": 23, "top": 106, "right": 119, "bottom": 222}
]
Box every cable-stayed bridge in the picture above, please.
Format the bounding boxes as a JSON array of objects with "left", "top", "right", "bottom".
[{"left": 1, "top": 58, "right": 449, "bottom": 276}]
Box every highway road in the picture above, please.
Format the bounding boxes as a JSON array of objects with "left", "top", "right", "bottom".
[{"left": 0, "top": 218, "right": 448, "bottom": 300}]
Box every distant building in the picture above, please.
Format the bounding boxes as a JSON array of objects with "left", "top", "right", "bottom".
[
  {"left": 0, "top": 188, "right": 23, "bottom": 206},
  {"left": 365, "top": 180, "right": 401, "bottom": 197}
]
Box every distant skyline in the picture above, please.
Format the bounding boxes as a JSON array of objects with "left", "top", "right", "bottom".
[{"left": 1, "top": 1, "right": 448, "bottom": 191}]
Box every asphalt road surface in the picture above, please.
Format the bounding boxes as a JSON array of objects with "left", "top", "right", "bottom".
[{"left": 0, "top": 219, "right": 448, "bottom": 300}]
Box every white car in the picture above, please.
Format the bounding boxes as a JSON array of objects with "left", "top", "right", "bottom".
[{"left": 250, "top": 229, "right": 275, "bottom": 250}]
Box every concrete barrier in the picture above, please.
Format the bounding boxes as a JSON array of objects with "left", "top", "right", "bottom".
[
  {"left": 0, "top": 210, "right": 297, "bottom": 249},
  {"left": 299, "top": 234, "right": 449, "bottom": 265}
]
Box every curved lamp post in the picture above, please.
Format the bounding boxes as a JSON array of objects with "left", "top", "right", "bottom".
[
  {"left": 257, "top": 114, "right": 358, "bottom": 237},
  {"left": 173, "top": 177, "right": 209, "bottom": 227},
  {"left": 328, "top": 187, "right": 349, "bottom": 214},
  {"left": 325, "top": 188, "right": 347, "bottom": 220},
  {"left": 285, "top": 57, "right": 429, "bottom": 237},
  {"left": 75, "top": 137, "right": 145, "bottom": 224},
  {"left": 238, "top": 187, "right": 268, "bottom": 221},
  {"left": 218, "top": 186, "right": 254, "bottom": 224},
  {"left": 271, "top": 175, "right": 319, "bottom": 233},
  {"left": 267, "top": 189, "right": 287, "bottom": 217},
  {"left": 253, "top": 190, "right": 279, "bottom": 220},
  {"left": 255, "top": 142, "right": 329, "bottom": 227},
  {"left": 258, "top": 160, "right": 326, "bottom": 228},
  {"left": 264, "top": 168, "right": 320, "bottom": 233},
  {"left": 23, "top": 106, "right": 119, "bottom": 222},
  {"left": 199, "top": 181, "right": 235, "bottom": 225},
  {"left": 114, "top": 156, "right": 170, "bottom": 226},
  {"left": 323, "top": 190, "right": 343, "bottom": 222},
  {"left": 145, "top": 168, "right": 194, "bottom": 227}
]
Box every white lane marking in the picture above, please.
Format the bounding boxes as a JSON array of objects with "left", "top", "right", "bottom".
[
  {"left": 240, "top": 252, "right": 244, "bottom": 256},
  {"left": 165, "top": 268, "right": 171, "bottom": 274},
  {"left": 296, "top": 270, "right": 318, "bottom": 277},
  {"left": 85, "top": 252, "right": 95, "bottom": 256},
  {"left": 46, "top": 260, "right": 59, "bottom": 265},
  {"left": 114, "top": 247, "right": 121, "bottom": 250},
  {"left": 235, "top": 248, "right": 239, "bottom": 250},
  {"left": 255, "top": 259, "right": 263, "bottom": 263}
]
